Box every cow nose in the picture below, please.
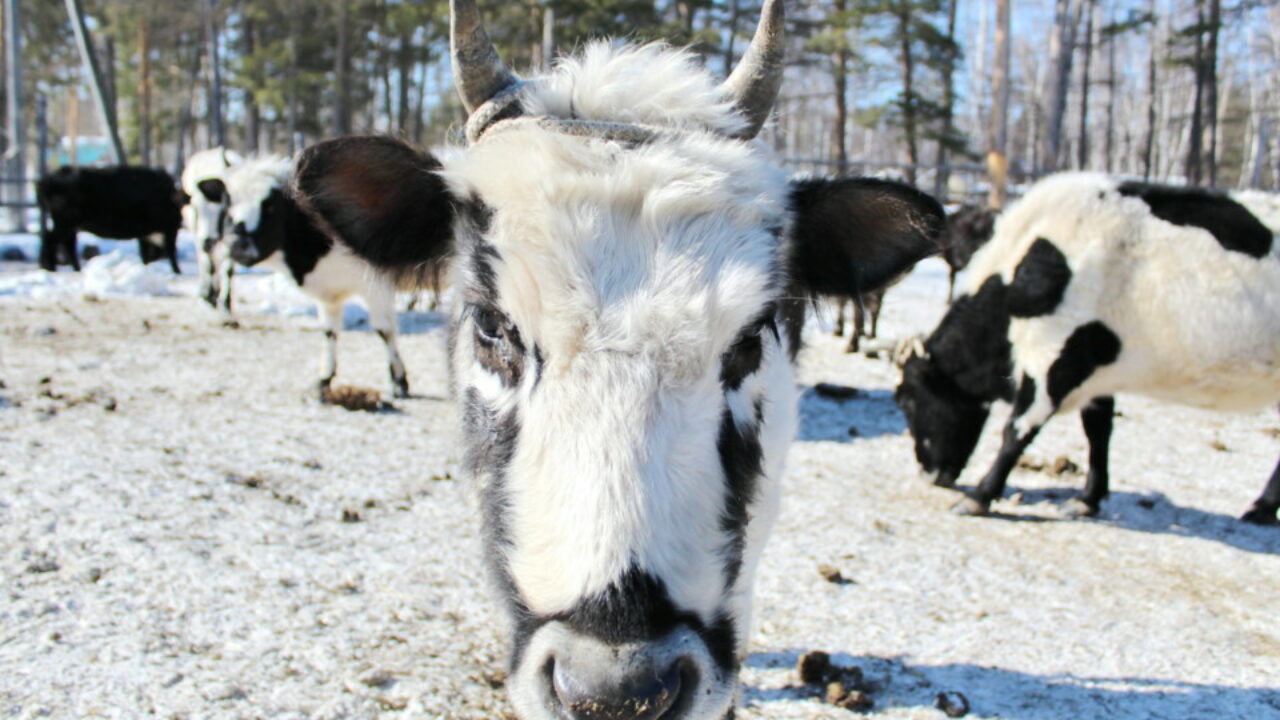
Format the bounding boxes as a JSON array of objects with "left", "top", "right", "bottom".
[
  {"left": 551, "top": 657, "right": 683, "bottom": 720},
  {"left": 232, "top": 221, "right": 247, "bottom": 236}
]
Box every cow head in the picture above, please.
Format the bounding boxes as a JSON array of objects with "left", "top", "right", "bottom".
[
  {"left": 223, "top": 156, "right": 293, "bottom": 268},
  {"left": 292, "top": 2, "right": 942, "bottom": 717}
]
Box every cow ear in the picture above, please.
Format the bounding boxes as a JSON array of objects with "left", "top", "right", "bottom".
[
  {"left": 292, "top": 135, "right": 455, "bottom": 283},
  {"left": 196, "top": 178, "right": 225, "bottom": 203},
  {"left": 787, "top": 177, "right": 944, "bottom": 296}
]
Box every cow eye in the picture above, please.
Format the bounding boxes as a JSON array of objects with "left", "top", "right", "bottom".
[{"left": 473, "top": 306, "right": 506, "bottom": 345}]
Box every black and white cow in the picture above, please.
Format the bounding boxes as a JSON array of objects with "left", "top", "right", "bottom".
[
  {"left": 36, "top": 165, "right": 185, "bottom": 273},
  {"left": 895, "top": 172, "right": 1280, "bottom": 524},
  {"left": 939, "top": 202, "right": 996, "bottom": 300},
  {"left": 181, "top": 147, "right": 243, "bottom": 311},
  {"left": 222, "top": 155, "right": 413, "bottom": 399},
  {"left": 286, "top": 2, "right": 943, "bottom": 719}
]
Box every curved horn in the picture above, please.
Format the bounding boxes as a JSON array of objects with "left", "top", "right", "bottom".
[
  {"left": 721, "top": 0, "right": 786, "bottom": 139},
  {"left": 451, "top": 0, "right": 517, "bottom": 114}
]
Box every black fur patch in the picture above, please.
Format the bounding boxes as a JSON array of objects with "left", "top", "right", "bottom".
[
  {"left": 1007, "top": 238, "right": 1072, "bottom": 318},
  {"left": 1118, "top": 182, "right": 1273, "bottom": 258},
  {"left": 717, "top": 406, "right": 763, "bottom": 589},
  {"left": 1046, "top": 322, "right": 1122, "bottom": 406},
  {"left": 895, "top": 356, "right": 992, "bottom": 482},
  {"left": 787, "top": 176, "right": 944, "bottom": 297},
  {"left": 471, "top": 305, "right": 526, "bottom": 388},
  {"left": 196, "top": 178, "right": 226, "bottom": 204},
  {"left": 926, "top": 276, "right": 1014, "bottom": 401},
  {"left": 720, "top": 335, "right": 763, "bottom": 392},
  {"left": 292, "top": 135, "right": 456, "bottom": 284}
]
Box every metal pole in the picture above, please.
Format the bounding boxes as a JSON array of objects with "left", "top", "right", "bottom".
[
  {"left": 5, "top": 0, "right": 26, "bottom": 231},
  {"left": 65, "top": 0, "right": 126, "bottom": 165}
]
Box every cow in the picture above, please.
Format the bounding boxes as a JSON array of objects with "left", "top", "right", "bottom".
[
  {"left": 895, "top": 172, "right": 1280, "bottom": 525},
  {"left": 222, "top": 155, "right": 414, "bottom": 399},
  {"left": 181, "top": 148, "right": 243, "bottom": 311},
  {"left": 939, "top": 202, "right": 996, "bottom": 300},
  {"left": 36, "top": 165, "right": 185, "bottom": 273},
  {"left": 285, "top": 2, "right": 944, "bottom": 718}
]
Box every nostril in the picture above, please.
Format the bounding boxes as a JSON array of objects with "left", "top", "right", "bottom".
[
  {"left": 551, "top": 658, "right": 683, "bottom": 720},
  {"left": 232, "top": 222, "right": 247, "bottom": 236}
]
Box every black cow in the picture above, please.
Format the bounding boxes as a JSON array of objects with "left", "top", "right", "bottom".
[
  {"left": 36, "top": 165, "right": 186, "bottom": 273},
  {"left": 939, "top": 203, "right": 996, "bottom": 300}
]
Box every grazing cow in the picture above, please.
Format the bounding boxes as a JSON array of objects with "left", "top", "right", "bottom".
[
  {"left": 895, "top": 172, "right": 1280, "bottom": 525},
  {"left": 181, "top": 148, "right": 243, "bottom": 311},
  {"left": 222, "top": 155, "right": 413, "bottom": 399},
  {"left": 36, "top": 165, "right": 185, "bottom": 273},
  {"left": 289, "top": 2, "right": 943, "bottom": 718},
  {"left": 939, "top": 203, "right": 996, "bottom": 300}
]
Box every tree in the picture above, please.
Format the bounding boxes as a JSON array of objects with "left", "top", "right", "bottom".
[{"left": 988, "top": 0, "right": 1011, "bottom": 209}]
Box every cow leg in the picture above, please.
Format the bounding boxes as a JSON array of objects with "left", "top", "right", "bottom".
[
  {"left": 38, "top": 228, "right": 58, "bottom": 270},
  {"left": 315, "top": 299, "right": 344, "bottom": 399},
  {"left": 367, "top": 282, "right": 409, "bottom": 398},
  {"left": 1242, "top": 409, "right": 1280, "bottom": 525},
  {"left": 866, "top": 288, "right": 884, "bottom": 339},
  {"left": 217, "top": 256, "right": 235, "bottom": 314},
  {"left": 165, "top": 230, "right": 181, "bottom": 274},
  {"left": 846, "top": 297, "right": 863, "bottom": 353},
  {"left": 947, "top": 268, "right": 956, "bottom": 303},
  {"left": 954, "top": 373, "right": 1050, "bottom": 516},
  {"left": 63, "top": 230, "right": 81, "bottom": 271},
  {"left": 832, "top": 297, "right": 846, "bottom": 337},
  {"left": 197, "top": 241, "right": 218, "bottom": 307},
  {"left": 1064, "top": 396, "right": 1115, "bottom": 518}
]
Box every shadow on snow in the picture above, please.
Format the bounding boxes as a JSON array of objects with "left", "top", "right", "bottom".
[
  {"left": 742, "top": 651, "right": 1280, "bottom": 719},
  {"left": 795, "top": 385, "right": 907, "bottom": 443}
]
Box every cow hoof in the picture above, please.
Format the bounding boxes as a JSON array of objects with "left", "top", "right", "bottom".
[
  {"left": 1240, "top": 508, "right": 1278, "bottom": 526},
  {"left": 950, "top": 496, "right": 989, "bottom": 517},
  {"left": 221, "top": 318, "right": 241, "bottom": 330},
  {"left": 392, "top": 383, "right": 410, "bottom": 400},
  {"left": 1062, "top": 499, "right": 1099, "bottom": 519}
]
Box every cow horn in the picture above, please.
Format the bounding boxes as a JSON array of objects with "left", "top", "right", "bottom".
[
  {"left": 451, "top": 0, "right": 517, "bottom": 114},
  {"left": 720, "top": 0, "right": 786, "bottom": 140}
]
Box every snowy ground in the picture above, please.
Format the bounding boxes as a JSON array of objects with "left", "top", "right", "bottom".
[{"left": 1, "top": 236, "right": 1278, "bottom": 720}]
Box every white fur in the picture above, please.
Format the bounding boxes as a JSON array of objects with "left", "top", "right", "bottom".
[
  {"left": 181, "top": 148, "right": 242, "bottom": 310},
  {"left": 965, "top": 172, "right": 1280, "bottom": 427},
  {"left": 443, "top": 44, "right": 799, "bottom": 720},
  {"left": 225, "top": 155, "right": 292, "bottom": 235}
]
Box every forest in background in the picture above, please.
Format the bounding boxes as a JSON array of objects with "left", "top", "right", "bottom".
[{"left": 2, "top": 0, "right": 1278, "bottom": 215}]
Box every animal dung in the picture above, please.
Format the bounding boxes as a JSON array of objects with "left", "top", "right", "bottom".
[
  {"left": 935, "top": 690, "right": 971, "bottom": 717},
  {"left": 797, "top": 651, "right": 872, "bottom": 712},
  {"left": 797, "top": 650, "right": 831, "bottom": 684},
  {"left": 1050, "top": 456, "right": 1080, "bottom": 476},
  {"left": 817, "top": 563, "right": 853, "bottom": 585},
  {"left": 321, "top": 385, "right": 393, "bottom": 412}
]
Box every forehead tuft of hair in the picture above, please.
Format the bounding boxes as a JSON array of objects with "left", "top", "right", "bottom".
[
  {"left": 181, "top": 147, "right": 243, "bottom": 195},
  {"left": 518, "top": 41, "right": 747, "bottom": 136},
  {"left": 225, "top": 154, "right": 293, "bottom": 206}
]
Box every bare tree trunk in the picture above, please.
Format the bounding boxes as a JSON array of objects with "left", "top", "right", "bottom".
[
  {"left": 541, "top": 6, "right": 555, "bottom": 72},
  {"left": 1041, "top": 0, "right": 1083, "bottom": 174},
  {"left": 242, "top": 11, "right": 259, "bottom": 152},
  {"left": 1076, "top": 0, "right": 1095, "bottom": 170},
  {"left": 933, "top": 0, "right": 959, "bottom": 199},
  {"left": 286, "top": 1, "right": 299, "bottom": 155},
  {"left": 1204, "top": 0, "right": 1219, "bottom": 186},
  {"left": 206, "top": 0, "right": 225, "bottom": 148},
  {"left": 1186, "top": 0, "right": 1205, "bottom": 185},
  {"left": 895, "top": 5, "right": 919, "bottom": 185},
  {"left": 98, "top": 36, "right": 117, "bottom": 135},
  {"left": 722, "top": 0, "right": 741, "bottom": 77},
  {"left": 1141, "top": 0, "right": 1157, "bottom": 180},
  {"left": 5, "top": 0, "right": 24, "bottom": 231},
  {"left": 396, "top": 33, "right": 411, "bottom": 133},
  {"left": 332, "top": 0, "right": 351, "bottom": 137},
  {"left": 1104, "top": 3, "right": 1116, "bottom": 173},
  {"left": 66, "top": 0, "right": 125, "bottom": 165},
  {"left": 138, "top": 19, "right": 151, "bottom": 165},
  {"left": 831, "top": 0, "right": 849, "bottom": 175},
  {"left": 173, "top": 36, "right": 202, "bottom": 175},
  {"left": 988, "top": 0, "right": 1012, "bottom": 209}
]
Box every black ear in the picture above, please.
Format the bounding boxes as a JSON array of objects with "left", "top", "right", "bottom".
[
  {"left": 292, "top": 135, "right": 455, "bottom": 285},
  {"left": 196, "top": 178, "right": 226, "bottom": 203},
  {"left": 787, "top": 177, "right": 944, "bottom": 296}
]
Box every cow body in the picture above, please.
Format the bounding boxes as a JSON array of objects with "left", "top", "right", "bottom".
[
  {"left": 288, "top": 2, "right": 944, "bottom": 717},
  {"left": 36, "top": 165, "right": 184, "bottom": 273},
  {"left": 223, "top": 156, "right": 411, "bottom": 399},
  {"left": 896, "top": 172, "right": 1280, "bottom": 524},
  {"left": 181, "top": 148, "right": 242, "bottom": 311}
]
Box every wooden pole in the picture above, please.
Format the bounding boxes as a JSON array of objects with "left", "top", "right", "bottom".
[
  {"left": 65, "top": 0, "right": 126, "bottom": 165},
  {"left": 987, "top": 0, "right": 1011, "bottom": 210}
]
